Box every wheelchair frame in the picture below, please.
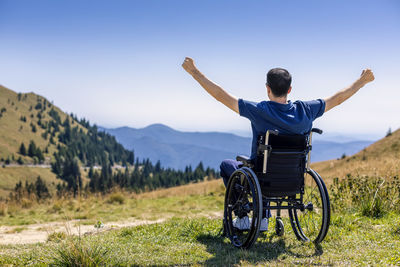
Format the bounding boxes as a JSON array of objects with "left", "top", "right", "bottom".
[{"left": 223, "top": 128, "right": 331, "bottom": 249}]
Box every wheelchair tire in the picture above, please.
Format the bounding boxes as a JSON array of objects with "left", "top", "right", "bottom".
[
  {"left": 289, "top": 169, "right": 330, "bottom": 244},
  {"left": 313, "top": 170, "right": 331, "bottom": 242},
  {"left": 223, "top": 167, "right": 262, "bottom": 249},
  {"left": 275, "top": 217, "right": 284, "bottom": 236}
]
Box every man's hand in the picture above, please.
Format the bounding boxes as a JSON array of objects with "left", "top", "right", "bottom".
[
  {"left": 360, "top": 69, "right": 375, "bottom": 84},
  {"left": 182, "top": 57, "right": 197, "bottom": 76}
]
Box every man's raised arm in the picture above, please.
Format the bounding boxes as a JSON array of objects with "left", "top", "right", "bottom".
[
  {"left": 182, "top": 57, "right": 239, "bottom": 114},
  {"left": 324, "top": 69, "right": 375, "bottom": 112}
]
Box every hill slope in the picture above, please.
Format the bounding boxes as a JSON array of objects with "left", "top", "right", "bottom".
[
  {"left": 312, "top": 128, "right": 400, "bottom": 179},
  {"left": 0, "top": 85, "right": 75, "bottom": 196},
  {"left": 102, "top": 124, "right": 373, "bottom": 170},
  {"left": 0, "top": 85, "right": 72, "bottom": 163},
  {"left": 0, "top": 85, "right": 134, "bottom": 197}
]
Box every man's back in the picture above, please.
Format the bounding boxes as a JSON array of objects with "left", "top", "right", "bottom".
[{"left": 238, "top": 98, "right": 326, "bottom": 159}]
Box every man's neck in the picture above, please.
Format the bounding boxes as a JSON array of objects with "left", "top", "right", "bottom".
[{"left": 269, "top": 96, "right": 288, "bottom": 104}]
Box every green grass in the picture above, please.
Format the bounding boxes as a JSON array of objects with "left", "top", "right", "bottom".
[
  {"left": 0, "top": 190, "right": 225, "bottom": 226},
  {"left": 1, "top": 213, "right": 400, "bottom": 266},
  {"left": 1, "top": 178, "right": 400, "bottom": 265}
]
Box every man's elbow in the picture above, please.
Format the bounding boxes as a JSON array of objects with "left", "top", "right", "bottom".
[
  {"left": 216, "top": 96, "right": 239, "bottom": 114},
  {"left": 324, "top": 97, "right": 343, "bottom": 112},
  {"left": 324, "top": 98, "right": 336, "bottom": 112}
]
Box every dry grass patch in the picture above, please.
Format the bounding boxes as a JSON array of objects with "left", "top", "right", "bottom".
[
  {"left": 5, "top": 226, "right": 27, "bottom": 234},
  {"left": 106, "top": 192, "right": 125, "bottom": 204},
  {"left": 137, "top": 179, "right": 224, "bottom": 199},
  {"left": 312, "top": 128, "right": 400, "bottom": 180},
  {"left": 0, "top": 166, "right": 58, "bottom": 193}
]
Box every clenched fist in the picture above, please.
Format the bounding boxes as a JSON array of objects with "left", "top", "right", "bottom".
[
  {"left": 182, "top": 57, "right": 198, "bottom": 75},
  {"left": 360, "top": 69, "right": 375, "bottom": 84}
]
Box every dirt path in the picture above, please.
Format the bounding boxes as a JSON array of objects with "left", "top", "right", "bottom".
[{"left": 0, "top": 218, "right": 165, "bottom": 245}]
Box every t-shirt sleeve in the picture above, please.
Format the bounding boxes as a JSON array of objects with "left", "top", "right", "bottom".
[
  {"left": 238, "top": 98, "right": 259, "bottom": 121},
  {"left": 303, "top": 99, "right": 326, "bottom": 120}
]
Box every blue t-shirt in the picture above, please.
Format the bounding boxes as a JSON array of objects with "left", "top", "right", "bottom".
[{"left": 238, "top": 99, "right": 325, "bottom": 159}]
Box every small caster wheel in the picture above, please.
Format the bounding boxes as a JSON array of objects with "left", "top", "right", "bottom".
[{"left": 275, "top": 218, "right": 284, "bottom": 236}]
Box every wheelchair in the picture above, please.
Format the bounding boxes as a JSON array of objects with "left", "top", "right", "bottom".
[{"left": 223, "top": 128, "right": 330, "bottom": 249}]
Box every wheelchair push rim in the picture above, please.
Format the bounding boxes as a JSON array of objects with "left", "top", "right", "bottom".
[
  {"left": 223, "top": 167, "right": 263, "bottom": 249},
  {"left": 289, "top": 169, "right": 330, "bottom": 243}
]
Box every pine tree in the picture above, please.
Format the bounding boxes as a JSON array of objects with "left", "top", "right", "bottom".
[
  {"left": 386, "top": 127, "right": 392, "bottom": 137},
  {"left": 194, "top": 162, "right": 205, "bottom": 181},
  {"left": 88, "top": 166, "right": 94, "bottom": 178},
  {"left": 19, "top": 143, "right": 27, "bottom": 156},
  {"left": 60, "top": 156, "right": 82, "bottom": 197},
  {"left": 35, "top": 176, "right": 50, "bottom": 199},
  {"left": 17, "top": 157, "right": 24, "bottom": 165},
  {"left": 155, "top": 160, "right": 162, "bottom": 172},
  {"left": 14, "top": 181, "right": 23, "bottom": 200},
  {"left": 28, "top": 141, "right": 36, "bottom": 157},
  {"left": 127, "top": 151, "right": 134, "bottom": 165},
  {"left": 36, "top": 148, "right": 44, "bottom": 163}
]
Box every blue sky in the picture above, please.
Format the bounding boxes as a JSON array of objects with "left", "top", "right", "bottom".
[{"left": 0, "top": 0, "right": 399, "bottom": 139}]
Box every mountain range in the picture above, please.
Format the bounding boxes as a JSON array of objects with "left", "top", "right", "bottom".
[{"left": 101, "top": 124, "right": 374, "bottom": 170}]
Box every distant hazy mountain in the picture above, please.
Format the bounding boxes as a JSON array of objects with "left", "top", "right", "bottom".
[{"left": 100, "top": 124, "right": 374, "bottom": 170}]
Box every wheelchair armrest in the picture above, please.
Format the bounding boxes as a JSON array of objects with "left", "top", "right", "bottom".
[
  {"left": 267, "top": 129, "right": 279, "bottom": 136},
  {"left": 311, "top": 128, "right": 323, "bottom": 135},
  {"left": 236, "top": 155, "right": 252, "bottom": 165}
]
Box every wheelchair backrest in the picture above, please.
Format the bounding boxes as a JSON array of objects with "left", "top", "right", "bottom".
[{"left": 254, "top": 131, "right": 310, "bottom": 197}]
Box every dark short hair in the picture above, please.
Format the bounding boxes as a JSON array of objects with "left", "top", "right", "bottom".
[{"left": 266, "top": 68, "right": 292, "bottom": 97}]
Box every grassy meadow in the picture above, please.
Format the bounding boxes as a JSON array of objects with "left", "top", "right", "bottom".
[
  {"left": 1, "top": 177, "right": 400, "bottom": 266},
  {"left": 1, "top": 214, "right": 400, "bottom": 266},
  {"left": 0, "top": 180, "right": 224, "bottom": 227}
]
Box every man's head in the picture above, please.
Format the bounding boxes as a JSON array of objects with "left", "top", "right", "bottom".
[{"left": 266, "top": 68, "right": 292, "bottom": 98}]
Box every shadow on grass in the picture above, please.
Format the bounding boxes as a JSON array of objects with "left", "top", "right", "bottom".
[{"left": 196, "top": 232, "right": 324, "bottom": 266}]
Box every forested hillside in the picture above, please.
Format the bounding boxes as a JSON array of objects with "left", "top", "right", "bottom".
[
  {"left": 0, "top": 85, "right": 218, "bottom": 198},
  {"left": 0, "top": 85, "right": 132, "bottom": 166}
]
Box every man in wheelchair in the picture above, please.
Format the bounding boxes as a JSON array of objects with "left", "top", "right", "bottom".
[{"left": 182, "top": 57, "right": 374, "bottom": 245}]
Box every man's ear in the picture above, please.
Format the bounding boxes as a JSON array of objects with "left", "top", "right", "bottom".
[
  {"left": 266, "top": 85, "right": 271, "bottom": 95},
  {"left": 287, "top": 86, "right": 292, "bottom": 95}
]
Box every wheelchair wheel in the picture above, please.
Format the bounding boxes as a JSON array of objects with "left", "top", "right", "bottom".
[
  {"left": 223, "top": 167, "right": 262, "bottom": 249},
  {"left": 313, "top": 170, "right": 331, "bottom": 242},
  {"left": 275, "top": 217, "right": 284, "bottom": 236},
  {"left": 289, "top": 169, "right": 330, "bottom": 243}
]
